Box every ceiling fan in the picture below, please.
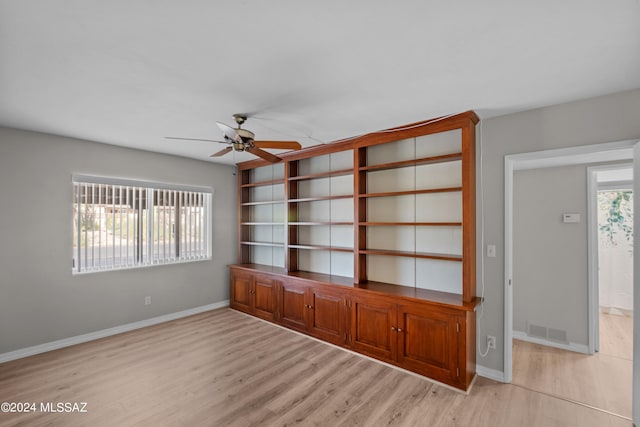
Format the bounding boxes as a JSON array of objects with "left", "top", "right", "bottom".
[{"left": 166, "top": 114, "right": 302, "bottom": 163}]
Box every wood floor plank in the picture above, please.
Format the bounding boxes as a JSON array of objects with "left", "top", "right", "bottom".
[
  {"left": 512, "top": 311, "right": 633, "bottom": 418},
  {"left": 0, "top": 308, "right": 632, "bottom": 427},
  {"left": 599, "top": 312, "right": 633, "bottom": 360}
]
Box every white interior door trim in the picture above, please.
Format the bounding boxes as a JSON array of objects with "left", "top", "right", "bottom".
[
  {"left": 503, "top": 139, "right": 636, "bottom": 385},
  {"left": 587, "top": 163, "right": 633, "bottom": 355},
  {"left": 632, "top": 141, "right": 640, "bottom": 423}
]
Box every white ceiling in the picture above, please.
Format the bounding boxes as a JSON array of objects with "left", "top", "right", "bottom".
[{"left": 1, "top": 1, "right": 639, "bottom": 164}]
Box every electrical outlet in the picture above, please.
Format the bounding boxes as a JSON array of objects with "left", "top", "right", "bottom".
[
  {"left": 144, "top": 296, "right": 151, "bottom": 305},
  {"left": 487, "top": 335, "right": 496, "bottom": 349}
]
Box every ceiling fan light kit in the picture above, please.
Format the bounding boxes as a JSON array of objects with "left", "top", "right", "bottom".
[{"left": 167, "top": 114, "right": 301, "bottom": 163}]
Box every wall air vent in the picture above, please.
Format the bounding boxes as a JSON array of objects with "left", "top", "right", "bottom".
[{"left": 527, "top": 323, "right": 569, "bottom": 344}]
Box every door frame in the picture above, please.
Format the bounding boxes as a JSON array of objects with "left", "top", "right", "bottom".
[
  {"left": 503, "top": 139, "right": 636, "bottom": 385},
  {"left": 587, "top": 163, "right": 633, "bottom": 354}
]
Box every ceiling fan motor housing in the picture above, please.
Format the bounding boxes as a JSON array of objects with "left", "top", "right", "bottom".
[{"left": 236, "top": 128, "right": 255, "bottom": 142}]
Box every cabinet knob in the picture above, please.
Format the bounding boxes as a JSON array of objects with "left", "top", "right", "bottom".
[
  {"left": 391, "top": 326, "right": 397, "bottom": 331},
  {"left": 397, "top": 328, "right": 403, "bottom": 333}
]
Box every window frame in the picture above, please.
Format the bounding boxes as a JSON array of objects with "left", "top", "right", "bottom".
[{"left": 72, "top": 174, "right": 213, "bottom": 274}]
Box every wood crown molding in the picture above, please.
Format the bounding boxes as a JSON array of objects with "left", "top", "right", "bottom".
[{"left": 236, "top": 110, "right": 479, "bottom": 170}]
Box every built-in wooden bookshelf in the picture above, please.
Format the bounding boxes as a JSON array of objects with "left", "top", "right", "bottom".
[
  {"left": 286, "top": 150, "right": 354, "bottom": 278},
  {"left": 355, "top": 127, "right": 468, "bottom": 296},
  {"left": 231, "top": 111, "right": 479, "bottom": 390},
  {"left": 236, "top": 112, "right": 476, "bottom": 303},
  {"left": 238, "top": 163, "right": 285, "bottom": 268}
]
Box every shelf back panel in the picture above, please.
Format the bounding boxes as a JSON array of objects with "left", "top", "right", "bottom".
[
  {"left": 367, "top": 226, "right": 416, "bottom": 252},
  {"left": 367, "top": 255, "right": 415, "bottom": 286},
  {"left": 415, "top": 226, "right": 462, "bottom": 256},
  {"left": 415, "top": 193, "right": 462, "bottom": 222},
  {"left": 249, "top": 183, "right": 284, "bottom": 203},
  {"left": 251, "top": 246, "right": 285, "bottom": 268},
  {"left": 252, "top": 164, "right": 284, "bottom": 182},
  {"left": 415, "top": 129, "right": 461, "bottom": 158},
  {"left": 415, "top": 258, "right": 462, "bottom": 294}
]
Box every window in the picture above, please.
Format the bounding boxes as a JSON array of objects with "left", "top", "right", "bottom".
[{"left": 72, "top": 175, "right": 212, "bottom": 274}]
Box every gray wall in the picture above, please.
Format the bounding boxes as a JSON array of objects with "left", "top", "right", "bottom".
[
  {"left": 513, "top": 165, "right": 589, "bottom": 345},
  {"left": 478, "top": 88, "right": 640, "bottom": 373},
  {"left": 0, "top": 127, "right": 237, "bottom": 354}
]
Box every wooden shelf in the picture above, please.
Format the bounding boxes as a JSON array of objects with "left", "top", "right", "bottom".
[
  {"left": 240, "top": 200, "right": 285, "bottom": 206},
  {"left": 354, "top": 280, "right": 479, "bottom": 312},
  {"left": 240, "top": 241, "right": 285, "bottom": 248},
  {"left": 240, "top": 178, "right": 285, "bottom": 188},
  {"left": 360, "top": 152, "right": 462, "bottom": 172},
  {"left": 230, "top": 263, "right": 478, "bottom": 311},
  {"left": 232, "top": 264, "right": 355, "bottom": 287},
  {"left": 288, "top": 168, "right": 353, "bottom": 181},
  {"left": 359, "top": 249, "right": 462, "bottom": 262},
  {"left": 359, "top": 222, "right": 462, "bottom": 227},
  {"left": 289, "top": 194, "right": 353, "bottom": 203},
  {"left": 359, "top": 187, "right": 462, "bottom": 199},
  {"left": 289, "top": 244, "right": 354, "bottom": 252},
  {"left": 289, "top": 222, "right": 354, "bottom": 226}
]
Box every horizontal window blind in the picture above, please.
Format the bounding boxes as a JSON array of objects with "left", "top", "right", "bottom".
[{"left": 72, "top": 176, "right": 212, "bottom": 274}]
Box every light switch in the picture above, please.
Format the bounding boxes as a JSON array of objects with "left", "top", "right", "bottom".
[{"left": 487, "top": 245, "right": 496, "bottom": 258}]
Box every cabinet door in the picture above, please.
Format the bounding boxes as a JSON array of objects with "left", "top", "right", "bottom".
[
  {"left": 349, "top": 294, "right": 397, "bottom": 362},
  {"left": 396, "top": 304, "right": 462, "bottom": 384},
  {"left": 253, "top": 274, "right": 277, "bottom": 321},
  {"left": 278, "top": 280, "right": 308, "bottom": 332},
  {"left": 230, "top": 270, "right": 252, "bottom": 313},
  {"left": 308, "top": 287, "right": 346, "bottom": 345}
]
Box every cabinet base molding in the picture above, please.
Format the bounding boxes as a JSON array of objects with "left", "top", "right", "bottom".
[{"left": 230, "top": 264, "right": 479, "bottom": 391}]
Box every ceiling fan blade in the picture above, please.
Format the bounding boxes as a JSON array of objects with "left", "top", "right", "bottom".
[
  {"left": 216, "top": 122, "right": 241, "bottom": 143},
  {"left": 253, "top": 140, "right": 302, "bottom": 150},
  {"left": 210, "top": 147, "right": 233, "bottom": 157},
  {"left": 166, "top": 136, "right": 229, "bottom": 144},
  {"left": 246, "top": 146, "right": 282, "bottom": 163}
]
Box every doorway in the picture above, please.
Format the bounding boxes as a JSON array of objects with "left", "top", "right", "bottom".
[
  {"left": 503, "top": 140, "right": 639, "bottom": 421},
  {"left": 588, "top": 164, "right": 634, "bottom": 356},
  {"left": 594, "top": 167, "right": 634, "bottom": 416},
  {"left": 510, "top": 163, "right": 633, "bottom": 417}
]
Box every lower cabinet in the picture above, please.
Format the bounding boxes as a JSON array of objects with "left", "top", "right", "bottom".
[
  {"left": 229, "top": 266, "right": 475, "bottom": 390},
  {"left": 349, "top": 295, "right": 468, "bottom": 388},
  {"left": 349, "top": 294, "right": 397, "bottom": 361},
  {"left": 230, "top": 269, "right": 277, "bottom": 322},
  {"left": 396, "top": 304, "right": 466, "bottom": 388},
  {"left": 279, "top": 279, "right": 346, "bottom": 346}
]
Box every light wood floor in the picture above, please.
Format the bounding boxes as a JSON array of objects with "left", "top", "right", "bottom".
[
  {"left": 0, "top": 309, "right": 632, "bottom": 427},
  {"left": 513, "top": 312, "right": 633, "bottom": 419}
]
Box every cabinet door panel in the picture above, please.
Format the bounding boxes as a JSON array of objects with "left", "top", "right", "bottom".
[
  {"left": 279, "top": 281, "right": 308, "bottom": 332},
  {"left": 253, "top": 275, "right": 277, "bottom": 321},
  {"left": 309, "top": 288, "right": 345, "bottom": 345},
  {"left": 350, "top": 296, "right": 396, "bottom": 361},
  {"left": 230, "top": 271, "right": 252, "bottom": 313},
  {"left": 397, "top": 305, "right": 460, "bottom": 384}
]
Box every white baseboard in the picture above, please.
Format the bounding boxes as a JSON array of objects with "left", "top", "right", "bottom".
[
  {"left": 0, "top": 300, "right": 230, "bottom": 364},
  {"left": 512, "top": 330, "right": 590, "bottom": 354},
  {"left": 476, "top": 365, "right": 506, "bottom": 383}
]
